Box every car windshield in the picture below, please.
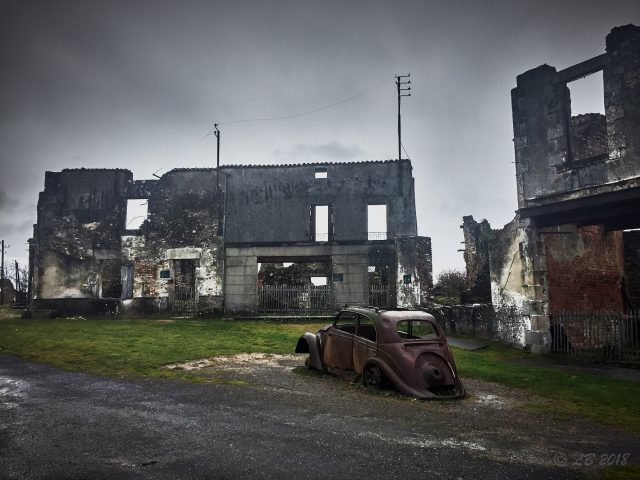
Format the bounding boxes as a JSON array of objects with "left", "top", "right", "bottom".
[{"left": 396, "top": 320, "right": 439, "bottom": 340}]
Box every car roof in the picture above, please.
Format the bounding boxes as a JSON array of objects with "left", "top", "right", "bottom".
[{"left": 339, "top": 307, "right": 441, "bottom": 343}]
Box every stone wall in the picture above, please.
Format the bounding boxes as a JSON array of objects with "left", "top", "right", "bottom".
[
  {"left": 570, "top": 113, "right": 608, "bottom": 163},
  {"left": 460, "top": 216, "right": 492, "bottom": 302},
  {"left": 511, "top": 24, "right": 640, "bottom": 211},
  {"left": 223, "top": 160, "right": 417, "bottom": 244},
  {"left": 31, "top": 160, "right": 431, "bottom": 316}
]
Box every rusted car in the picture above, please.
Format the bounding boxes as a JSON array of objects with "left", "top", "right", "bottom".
[{"left": 295, "top": 306, "right": 465, "bottom": 399}]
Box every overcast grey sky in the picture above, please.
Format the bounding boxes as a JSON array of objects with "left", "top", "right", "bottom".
[{"left": 1, "top": 0, "right": 638, "bottom": 277}]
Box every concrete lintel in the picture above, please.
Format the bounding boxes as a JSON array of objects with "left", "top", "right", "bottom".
[
  {"left": 556, "top": 54, "right": 606, "bottom": 83},
  {"left": 164, "top": 248, "right": 202, "bottom": 260}
]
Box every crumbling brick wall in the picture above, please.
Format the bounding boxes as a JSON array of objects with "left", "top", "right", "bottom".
[
  {"left": 544, "top": 225, "right": 624, "bottom": 313},
  {"left": 570, "top": 113, "right": 608, "bottom": 163},
  {"left": 623, "top": 231, "right": 640, "bottom": 309}
]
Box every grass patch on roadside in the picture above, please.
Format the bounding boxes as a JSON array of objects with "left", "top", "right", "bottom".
[
  {"left": 0, "top": 314, "right": 325, "bottom": 379},
  {"left": 590, "top": 465, "right": 640, "bottom": 480},
  {"left": 452, "top": 342, "right": 640, "bottom": 432},
  {"left": 1, "top": 309, "right": 639, "bottom": 432}
]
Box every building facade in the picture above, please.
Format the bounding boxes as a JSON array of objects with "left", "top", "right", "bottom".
[{"left": 29, "top": 160, "right": 432, "bottom": 316}]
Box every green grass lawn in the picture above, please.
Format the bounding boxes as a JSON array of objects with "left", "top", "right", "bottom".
[
  {"left": 0, "top": 314, "right": 319, "bottom": 378},
  {"left": 451, "top": 343, "right": 640, "bottom": 432},
  {"left": 1, "top": 309, "right": 639, "bottom": 434}
]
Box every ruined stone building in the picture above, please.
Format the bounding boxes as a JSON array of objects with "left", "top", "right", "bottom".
[
  {"left": 461, "top": 25, "right": 640, "bottom": 353},
  {"left": 28, "top": 160, "right": 432, "bottom": 316}
]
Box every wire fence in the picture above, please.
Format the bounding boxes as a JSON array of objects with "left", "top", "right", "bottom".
[{"left": 550, "top": 310, "right": 640, "bottom": 365}]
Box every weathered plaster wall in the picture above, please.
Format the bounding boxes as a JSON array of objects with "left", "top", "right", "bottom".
[
  {"left": 395, "top": 236, "right": 432, "bottom": 307},
  {"left": 224, "top": 160, "right": 417, "bottom": 244},
  {"left": 34, "top": 169, "right": 131, "bottom": 300},
  {"left": 132, "top": 169, "right": 225, "bottom": 313},
  {"left": 32, "top": 161, "right": 429, "bottom": 315}
]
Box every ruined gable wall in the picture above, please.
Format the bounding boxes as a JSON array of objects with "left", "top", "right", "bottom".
[
  {"left": 460, "top": 216, "right": 492, "bottom": 303},
  {"left": 35, "top": 169, "right": 131, "bottom": 299},
  {"left": 511, "top": 24, "right": 640, "bottom": 209}
]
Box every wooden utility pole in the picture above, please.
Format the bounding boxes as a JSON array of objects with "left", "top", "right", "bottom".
[
  {"left": 396, "top": 74, "right": 411, "bottom": 161},
  {"left": 214, "top": 124, "right": 221, "bottom": 195},
  {"left": 15, "top": 260, "right": 19, "bottom": 293},
  {"left": 0, "top": 240, "right": 5, "bottom": 305}
]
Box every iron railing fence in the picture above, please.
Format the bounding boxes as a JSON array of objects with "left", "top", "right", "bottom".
[
  {"left": 550, "top": 310, "right": 640, "bottom": 365},
  {"left": 173, "top": 287, "right": 197, "bottom": 317},
  {"left": 369, "top": 284, "right": 390, "bottom": 308},
  {"left": 367, "top": 232, "right": 388, "bottom": 241},
  {"left": 259, "top": 285, "right": 334, "bottom": 313}
]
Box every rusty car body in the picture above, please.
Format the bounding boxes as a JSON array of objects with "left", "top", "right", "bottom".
[{"left": 295, "top": 306, "right": 465, "bottom": 399}]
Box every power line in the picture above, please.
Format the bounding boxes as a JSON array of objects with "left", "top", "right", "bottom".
[
  {"left": 217, "top": 76, "right": 395, "bottom": 126},
  {"left": 152, "top": 76, "right": 395, "bottom": 176},
  {"left": 401, "top": 142, "right": 412, "bottom": 161},
  {"left": 152, "top": 129, "right": 215, "bottom": 177}
]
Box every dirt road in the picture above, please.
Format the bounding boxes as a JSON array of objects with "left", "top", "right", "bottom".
[{"left": 1, "top": 353, "right": 638, "bottom": 479}]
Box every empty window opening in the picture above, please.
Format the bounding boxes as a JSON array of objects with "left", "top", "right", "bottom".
[
  {"left": 368, "top": 205, "right": 387, "bottom": 240},
  {"left": 258, "top": 261, "right": 331, "bottom": 287},
  {"left": 568, "top": 72, "right": 605, "bottom": 116},
  {"left": 313, "top": 205, "right": 329, "bottom": 242},
  {"left": 314, "top": 167, "right": 328, "bottom": 179},
  {"left": 566, "top": 72, "right": 608, "bottom": 163},
  {"left": 310, "top": 276, "right": 328, "bottom": 286},
  {"left": 126, "top": 199, "right": 148, "bottom": 230}
]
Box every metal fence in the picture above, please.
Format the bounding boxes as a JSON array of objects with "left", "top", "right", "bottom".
[
  {"left": 173, "top": 287, "right": 197, "bottom": 317},
  {"left": 550, "top": 311, "right": 640, "bottom": 365},
  {"left": 259, "top": 285, "right": 334, "bottom": 313},
  {"left": 367, "top": 232, "right": 387, "bottom": 241},
  {"left": 369, "top": 284, "right": 390, "bottom": 308}
]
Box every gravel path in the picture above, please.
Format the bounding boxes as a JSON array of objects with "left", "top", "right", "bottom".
[{"left": 1, "top": 354, "right": 638, "bottom": 479}]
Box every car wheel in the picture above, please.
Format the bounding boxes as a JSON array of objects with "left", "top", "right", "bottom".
[{"left": 362, "top": 364, "right": 386, "bottom": 389}]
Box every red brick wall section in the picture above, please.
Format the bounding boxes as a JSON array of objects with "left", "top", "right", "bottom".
[{"left": 544, "top": 225, "right": 624, "bottom": 313}]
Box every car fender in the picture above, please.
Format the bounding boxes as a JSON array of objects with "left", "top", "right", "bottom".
[
  {"left": 365, "top": 357, "right": 431, "bottom": 399},
  {"left": 295, "top": 332, "right": 324, "bottom": 371}
]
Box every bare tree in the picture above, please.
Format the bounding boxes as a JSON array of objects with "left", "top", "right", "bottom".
[
  {"left": 6, "top": 261, "right": 28, "bottom": 293},
  {"left": 433, "top": 269, "right": 467, "bottom": 305}
]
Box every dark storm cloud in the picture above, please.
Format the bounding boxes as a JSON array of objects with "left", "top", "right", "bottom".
[
  {"left": 1, "top": 0, "right": 639, "bottom": 272},
  {"left": 0, "top": 219, "right": 33, "bottom": 235},
  {"left": 0, "top": 191, "right": 19, "bottom": 211},
  {"left": 271, "top": 141, "right": 365, "bottom": 163}
]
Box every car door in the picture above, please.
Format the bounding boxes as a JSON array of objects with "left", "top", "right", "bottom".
[
  {"left": 353, "top": 313, "right": 377, "bottom": 374},
  {"left": 322, "top": 311, "right": 356, "bottom": 371}
]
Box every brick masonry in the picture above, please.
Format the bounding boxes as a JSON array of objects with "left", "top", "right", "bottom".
[{"left": 544, "top": 225, "right": 624, "bottom": 313}]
